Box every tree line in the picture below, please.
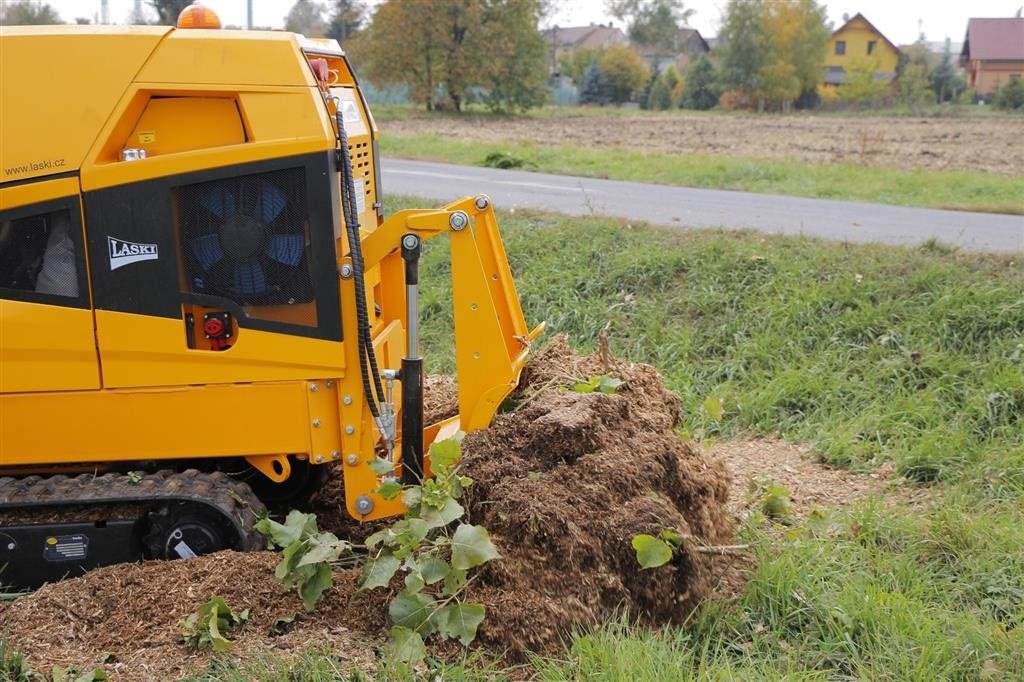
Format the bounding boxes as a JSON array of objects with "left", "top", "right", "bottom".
[{"left": 5, "top": 0, "right": 1021, "bottom": 113}]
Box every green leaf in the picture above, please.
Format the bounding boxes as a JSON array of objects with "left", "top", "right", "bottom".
[
  {"left": 388, "top": 590, "right": 436, "bottom": 633},
  {"left": 429, "top": 435, "right": 463, "bottom": 472},
  {"left": 402, "top": 486, "right": 423, "bottom": 509},
  {"left": 404, "top": 572, "right": 425, "bottom": 592},
  {"left": 702, "top": 395, "right": 725, "bottom": 421},
  {"left": 571, "top": 381, "right": 595, "bottom": 393},
  {"left": 276, "top": 541, "right": 304, "bottom": 585},
  {"left": 450, "top": 524, "right": 500, "bottom": 570},
  {"left": 762, "top": 483, "right": 793, "bottom": 520},
  {"left": 417, "top": 554, "right": 450, "bottom": 585},
  {"left": 434, "top": 602, "right": 486, "bottom": 646},
  {"left": 369, "top": 458, "right": 395, "bottom": 475},
  {"left": 297, "top": 533, "right": 347, "bottom": 567},
  {"left": 298, "top": 562, "right": 333, "bottom": 610},
  {"left": 360, "top": 552, "right": 400, "bottom": 590},
  {"left": 659, "top": 528, "right": 684, "bottom": 547},
  {"left": 255, "top": 516, "right": 302, "bottom": 549},
  {"left": 206, "top": 602, "right": 233, "bottom": 652},
  {"left": 391, "top": 518, "right": 430, "bottom": 544},
  {"left": 364, "top": 528, "right": 393, "bottom": 551},
  {"left": 375, "top": 480, "right": 404, "bottom": 500},
  {"left": 443, "top": 568, "right": 468, "bottom": 596},
  {"left": 598, "top": 375, "right": 624, "bottom": 394},
  {"left": 72, "top": 670, "right": 107, "bottom": 682},
  {"left": 421, "top": 497, "right": 464, "bottom": 529},
  {"left": 387, "top": 625, "right": 427, "bottom": 664},
  {"left": 632, "top": 534, "right": 674, "bottom": 569}
]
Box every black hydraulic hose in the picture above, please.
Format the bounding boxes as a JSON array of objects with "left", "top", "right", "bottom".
[{"left": 336, "top": 110, "right": 385, "bottom": 418}]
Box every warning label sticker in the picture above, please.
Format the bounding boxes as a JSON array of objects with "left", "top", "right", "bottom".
[
  {"left": 43, "top": 534, "right": 89, "bottom": 562},
  {"left": 353, "top": 178, "right": 366, "bottom": 215}
]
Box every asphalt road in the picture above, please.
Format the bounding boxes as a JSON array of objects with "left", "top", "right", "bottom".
[{"left": 381, "top": 158, "right": 1024, "bottom": 253}]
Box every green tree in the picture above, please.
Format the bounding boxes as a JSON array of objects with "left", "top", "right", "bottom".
[
  {"left": 647, "top": 64, "right": 681, "bottom": 109},
  {"left": 929, "top": 39, "right": 964, "bottom": 103},
  {"left": 993, "top": 77, "right": 1024, "bottom": 111},
  {"left": 579, "top": 59, "right": 610, "bottom": 105},
  {"left": 717, "top": 0, "right": 826, "bottom": 111},
  {"left": 898, "top": 63, "right": 932, "bottom": 112},
  {"left": 649, "top": 75, "right": 672, "bottom": 109},
  {"left": 0, "top": 1, "right": 62, "bottom": 25},
  {"left": 680, "top": 54, "right": 719, "bottom": 109},
  {"left": 559, "top": 47, "right": 599, "bottom": 83},
  {"left": 147, "top": 0, "right": 191, "bottom": 25},
  {"left": 364, "top": 0, "right": 548, "bottom": 112},
  {"left": 782, "top": 0, "right": 829, "bottom": 106},
  {"left": 285, "top": 0, "right": 329, "bottom": 36},
  {"left": 480, "top": 1, "right": 548, "bottom": 112},
  {"left": 717, "top": 0, "right": 764, "bottom": 96},
  {"left": 598, "top": 43, "right": 650, "bottom": 103},
  {"left": 607, "top": 0, "right": 695, "bottom": 60},
  {"left": 840, "top": 57, "right": 888, "bottom": 105},
  {"left": 326, "top": 0, "right": 365, "bottom": 43}
]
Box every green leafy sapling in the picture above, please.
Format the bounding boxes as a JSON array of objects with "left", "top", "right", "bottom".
[
  {"left": 360, "top": 433, "right": 500, "bottom": 662},
  {"left": 180, "top": 596, "right": 249, "bottom": 652},
  {"left": 255, "top": 510, "right": 350, "bottom": 610}
]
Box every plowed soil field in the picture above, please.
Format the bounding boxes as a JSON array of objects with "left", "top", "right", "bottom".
[{"left": 386, "top": 112, "right": 1024, "bottom": 175}]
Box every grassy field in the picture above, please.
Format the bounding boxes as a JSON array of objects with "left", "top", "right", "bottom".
[
  {"left": 381, "top": 134, "right": 1024, "bottom": 214},
  {"left": 178, "top": 199, "right": 1023, "bottom": 680}
]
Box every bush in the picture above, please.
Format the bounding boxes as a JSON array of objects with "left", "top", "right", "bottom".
[
  {"left": 680, "top": 55, "right": 720, "bottom": 110},
  {"left": 718, "top": 88, "right": 750, "bottom": 111},
  {"left": 482, "top": 151, "right": 527, "bottom": 169},
  {"left": 649, "top": 77, "right": 673, "bottom": 110},
  {"left": 993, "top": 78, "right": 1024, "bottom": 111},
  {"left": 597, "top": 44, "right": 650, "bottom": 104},
  {"left": 579, "top": 58, "right": 610, "bottom": 105}
]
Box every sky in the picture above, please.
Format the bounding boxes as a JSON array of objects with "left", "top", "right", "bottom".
[{"left": 41, "top": 0, "right": 1024, "bottom": 45}]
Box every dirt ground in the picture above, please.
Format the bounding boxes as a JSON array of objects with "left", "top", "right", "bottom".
[
  {"left": 0, "top": 340, "right": 923, "bottom": 680},
  {"left": 712, "top": 437, "right": 928, "bottom": 522},
  {"left": 386, "top": 112, "right": 1024, "bottom": 175}
]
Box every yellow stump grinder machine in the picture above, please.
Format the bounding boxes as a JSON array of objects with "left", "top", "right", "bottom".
[{"left": 0, "top": 5, "right": 542, "bottom": 589}]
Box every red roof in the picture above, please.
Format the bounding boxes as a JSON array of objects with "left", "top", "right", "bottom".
[{"left": 962, "top": 18, "right": 1024, "bottom": 61}]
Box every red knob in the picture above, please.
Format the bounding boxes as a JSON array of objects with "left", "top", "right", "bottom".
[{"left": 204, "top": 318, "right": 225, "bottom": 337}]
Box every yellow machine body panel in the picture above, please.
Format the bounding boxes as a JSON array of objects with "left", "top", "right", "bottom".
[
  {"left": 92, "top": 311, "right": 345, "bottom": 387},
  {"left": 1, "top": 381, "right": 313, "bottom": 465},
  {"left": 0, "top": 26, "right": 539, "bottom": 526},
  {"left": 0, "top": 300, "right": 98, "bottom": 393},
  {"left": 0, "top": 177, "right": 98, "bottom": 393},
  {"left": 126, "top": 97, "right": 246, "bottom": 157},
  {"left": 0, "top": 26, "right": 170, "bottom": 185}
]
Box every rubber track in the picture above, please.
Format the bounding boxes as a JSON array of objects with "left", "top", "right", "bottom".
[{"left": 0, "top": 470, "right": 266, "bottom": 551}]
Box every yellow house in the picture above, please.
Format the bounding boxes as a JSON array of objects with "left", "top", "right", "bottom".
[{"left": 823, "top": 13, "right": 900, "bottom": 87}]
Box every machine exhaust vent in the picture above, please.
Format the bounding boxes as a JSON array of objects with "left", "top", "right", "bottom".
[{"left": 176, "top": 167, "right": 315, "bottom": 316}]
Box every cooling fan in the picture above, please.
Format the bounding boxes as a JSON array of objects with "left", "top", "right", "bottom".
[{"left": 185, "top": 178, "right": 306, "bottom": 302}]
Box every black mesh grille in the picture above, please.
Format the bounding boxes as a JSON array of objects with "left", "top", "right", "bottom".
[
  {"left": 175, "top": 167, "right": 317, "bottom": 327},
  {"left": 0, "top": 209, "right": 79, "bottom": 298}
]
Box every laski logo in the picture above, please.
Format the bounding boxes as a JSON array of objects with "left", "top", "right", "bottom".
[{"left": 108, "top": 236, "right": 159, "bottom": 270}]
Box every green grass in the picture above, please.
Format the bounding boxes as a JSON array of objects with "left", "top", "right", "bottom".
[
  {"left": 408, "top": 199, "right": 1023, "bottom": 484},
  {"left": 380, "top": 133, "right": 1024, "bottom": 214}
]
